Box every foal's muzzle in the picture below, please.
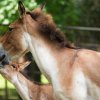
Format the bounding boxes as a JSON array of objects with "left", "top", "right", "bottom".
[{"left": 0, "top": 50, "right": 9, "bottom": 67}]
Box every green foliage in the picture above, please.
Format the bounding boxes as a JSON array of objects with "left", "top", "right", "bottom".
[
  {"left": 0, "top": 0, "right": 81, "bottom": 41},
  {"left": 0, "top": 25, "right": 8, "bottom": 35},
  {"left": 0, "top": 0, "right": 38, "bottom": 35},
  {"left": 0, "top": 0, "right": 37, "bottom": 24},
  {"left": 37, "top": 0, "right": 81, "bottom": 41},
  {"left": 77, "top": 0, "right": 100, "bottom": 43},
  {"left": 79, "top": 0, "right": 100, "bottom": 27},
  {"left": 37, "top": 0, "right": 80, "bottom": 26},
  {"left": 0, "top": 0, "right": 99, "bottom": 41}
]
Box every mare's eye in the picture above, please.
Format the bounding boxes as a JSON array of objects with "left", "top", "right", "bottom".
[{"left": 9, "top": 28, "right": 13, "bottom": 31}]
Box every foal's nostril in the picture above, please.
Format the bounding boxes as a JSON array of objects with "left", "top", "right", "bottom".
[
  {"left": 0, "top": 54, "right": 6, "bottom": 61},
  {"left": 0, "top": 50, "right": 10, "bottom": 66},
  {"left": 0, "top": 54, "right": 9, "bottom": 66},
  {"left": 1, "top": 59, "right": 9, "bottom": 65},
  {"left": 0, "top": 50, "right": 6, "bottom": 61}
]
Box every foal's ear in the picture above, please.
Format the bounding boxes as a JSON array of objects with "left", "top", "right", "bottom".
[
  {"left": 39, "top": 2, "right": 46, "bottom": 10},
  {"left": 19, "top": 61, "right": 31, "bottom": 71},
  {"left": 33, "top": 2, "right": 46, "bottom": 13},
  {"left": 18, "top": 1, "right": 26, "bottom": 17}
]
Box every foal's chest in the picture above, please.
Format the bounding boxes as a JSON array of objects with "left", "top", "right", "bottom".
[
  {"left": 32, "top": 41, "right": 58, "bottom": 78},
  {"left": 86, "top": 78, "right": 100, "bottom": 100},
  {"left": 71, "top": 70, "right": 100, "bottom": 100}
]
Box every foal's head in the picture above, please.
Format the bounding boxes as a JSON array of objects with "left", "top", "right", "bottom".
[
  {"left": 0, "top": 1, "right": 50, "bottom": 59},
  {"left": 0, "top": 1, "right": 73, "bottom": 60}
]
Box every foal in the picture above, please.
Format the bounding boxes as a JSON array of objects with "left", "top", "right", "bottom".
[
  {"left": 0, "top": 62, "right": 53, "bottom": 100},
  {"left": 0, "top": 1, "right": 100, "bottom": 100}
]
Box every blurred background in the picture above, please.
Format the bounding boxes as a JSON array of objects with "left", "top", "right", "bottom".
[{"left": 0, "top": 0, "right": 100, "bottom": 100}]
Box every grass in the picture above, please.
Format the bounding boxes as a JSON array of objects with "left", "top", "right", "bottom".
[
  {"left": 0, "top": 75, "right": 21, "bottom": 100},
  {"left": 0, "top": 75, "right": 15, "bottom": 89},
  {"left": 41, "top": 74, "right": 49, "bottom": 83}
]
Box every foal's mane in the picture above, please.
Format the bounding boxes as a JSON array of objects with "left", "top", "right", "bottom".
[{"left": 27, "top": 11, "right": 76, "bottom": 49}]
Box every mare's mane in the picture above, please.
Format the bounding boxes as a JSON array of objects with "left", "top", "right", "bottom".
[{"left": 27, "top": 11, "right": 76, "bottom": 49}]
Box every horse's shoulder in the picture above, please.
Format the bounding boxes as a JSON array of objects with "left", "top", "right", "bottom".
[{"left": 76, "top": 49, "right": 100, "bottom": 87}]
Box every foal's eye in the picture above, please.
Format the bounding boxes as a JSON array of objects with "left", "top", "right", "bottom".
[
  {"left": 9, "top": 28, "right": 13, "bottom": 31},
  {"left": 11, "top": 64, "right": 16, "bottom": 68}
]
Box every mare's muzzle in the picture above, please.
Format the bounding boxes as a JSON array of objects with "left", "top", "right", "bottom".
[{"left": 0, "top": 50, "right": 9, "bottom": 67}]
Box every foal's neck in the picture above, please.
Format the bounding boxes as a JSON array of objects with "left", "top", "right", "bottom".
[
  {"left": 25, "top": 32, "right": 60, "bottom": 80},
  {"left": 24, "top": 31, "right": 75, "bottom": 82},
  {"left": 13, "top": 73, "right": 37, "bottom": 100}
]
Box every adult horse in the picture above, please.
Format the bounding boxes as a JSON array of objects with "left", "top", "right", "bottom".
[{"left": 0, "top": 1, "right": 100, "bottom": 100}]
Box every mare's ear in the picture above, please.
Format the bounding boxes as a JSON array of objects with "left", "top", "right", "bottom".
[
  {"left": 18, "top": 1, "right": 26, "bottom": 17},
  {"left": 33, "top": 2, "right": 46, "bottom": 13},
  {"left": 19, "top": 61, "right": 31, "bottom": 71}
]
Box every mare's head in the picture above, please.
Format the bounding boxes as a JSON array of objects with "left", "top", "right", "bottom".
[{"left": 0, "top": 1, "right": 73, "bottom": 60}]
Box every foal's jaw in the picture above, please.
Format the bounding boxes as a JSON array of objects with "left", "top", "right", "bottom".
[
  {"left": 0, "top": 61, "right": 30, "bottom": 81},
  {"left": 0, "top": 65, "right": 17, "bottom": 82}
]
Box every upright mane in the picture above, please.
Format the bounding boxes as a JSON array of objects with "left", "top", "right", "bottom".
[{"left": 27, "top": 11, "right": 76, "bottom": 49}]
